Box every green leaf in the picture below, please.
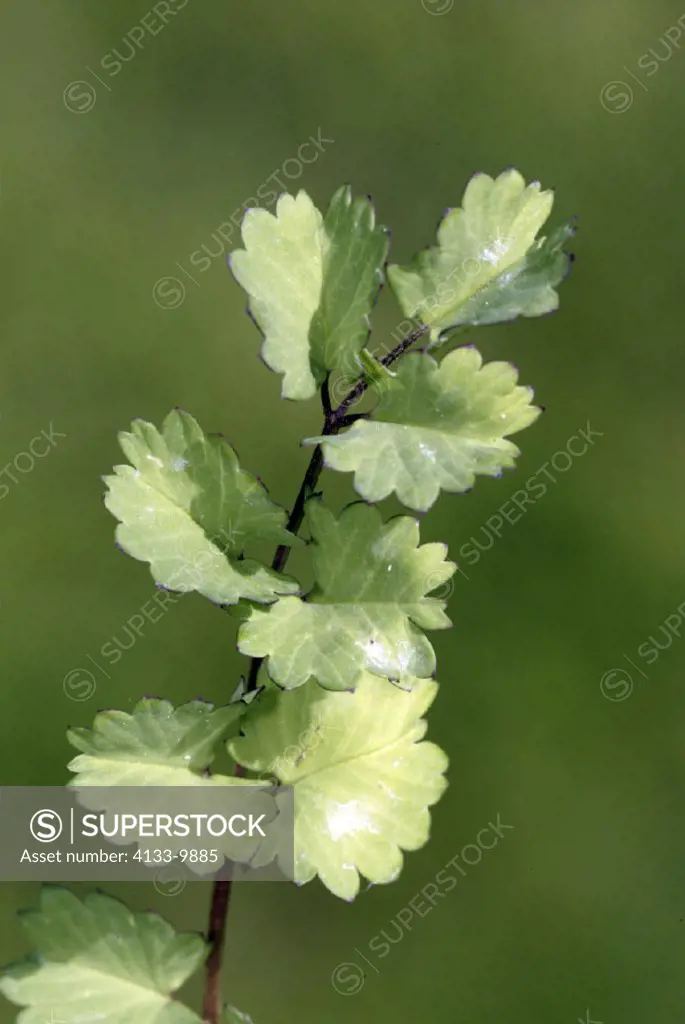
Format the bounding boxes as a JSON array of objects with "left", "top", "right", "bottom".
[
  {"left": 449, "top": 221, "right": 575, "bottom": 329},
  {"left": 237, "top": 501, "right": 455, "bottom": 690},
  {"left": 229, "top": 188, "right": 388, "bottom": 399},
  {"left": 308, "top": 347, "right": 540, "bottom": 511},
  {"left": 230, "top": 673, "right": 448, "bottom": 900},
  {"left": 104, "top": 409, "right": 300, "bottom": 606},
  {"left": 388, "top": 169, "right": 573, "bottom": 341},
  {"left": 67, "top": 699, "right": 272, "bottom": 873},
  {"left": 67, "top": 697, "right": 247, "bottom": 786},
  {"left": 0, "top": 887, "right": 205, "bottom": 1024},
  {"left": 308, "top": 186, "right": 389, "bottom": 381}
]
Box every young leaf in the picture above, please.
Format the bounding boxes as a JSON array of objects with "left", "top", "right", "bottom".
[
  {"left": 237, "top": 500, "right": 455, "bottom": 690},
  {"left": 229, "top": 188, "right": 388, "bottom": 399},
  {"left": 230, "top": 673, "right": 448, "bottom": 900},
  {"left": 0, "top": 887, "right": 206, "bottom": 1024},
  {"left": 355, "top": 347, "right": 397, "bottom": 394},
  {"left": 308, "top": 347, "right": 540, "bottom": 510},
  {"left": 104, "top": 409, "right": 300, "bottom": 606},
  {"left": 67, "top": 697, "right": 247, "bottom": 786},
  {"left": 388, "top": 169, "right": 573, "bottom": 341}
]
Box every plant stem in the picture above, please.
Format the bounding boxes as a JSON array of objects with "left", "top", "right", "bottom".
[
  {"left": 244, "top": 325, "right": 427, "bottom": 692},
  {"left": 202, "top": 880, "right": 233, "bottom": 1023},
  {"left": 201, "top": 322, "right": 427, "bottom": 1021}
]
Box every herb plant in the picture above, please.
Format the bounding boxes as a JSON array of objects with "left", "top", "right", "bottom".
[{"left": 0, "top": 168, "right": 574, "bottom": 1024}]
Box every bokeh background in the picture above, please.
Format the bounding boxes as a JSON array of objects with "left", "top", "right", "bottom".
[{"left": 2, "top": 0, "right": 685, "bottom": 1020}]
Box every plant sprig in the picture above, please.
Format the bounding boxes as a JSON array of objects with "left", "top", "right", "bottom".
[{"left": 0, "top": 168, "right": 574, "bottom": 1024}]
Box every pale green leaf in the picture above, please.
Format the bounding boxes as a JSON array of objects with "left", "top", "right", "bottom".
[
  {"left": 450, "top": 221, "right": 575, "bottom": 328},
  {"left": 67, "top": 699, "right": 271, "bottom": 872},
  {"left": 230, "top": 673, "right": 448, "bottom": 900},
  {"left": 104, "top": 409, "right": 300, "bottom": 606},
  {"left": 388, "top": 169, "right": 572, "bottom": 341},
  {"left": 0, "top": 887, "right": 205, "bottom": 1024},
  {"left": 308, "top": 346, "right": 540, "bottom": 511},
  {"left": 230, "top": 191, "right": 325, "bottom": 400},
  {"left": 67, "top": 697, "right": 247, "bottom": 787},
  {"left": 229, "top": 188, "right": 388, "bottom": 399},
  {"left": 237, "top": 501, "right": 455, "bottom": 690}
]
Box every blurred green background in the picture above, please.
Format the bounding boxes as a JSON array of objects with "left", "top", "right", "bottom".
[{"left": 2, "top": 0, "right": 685, "bottom": 1020}]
